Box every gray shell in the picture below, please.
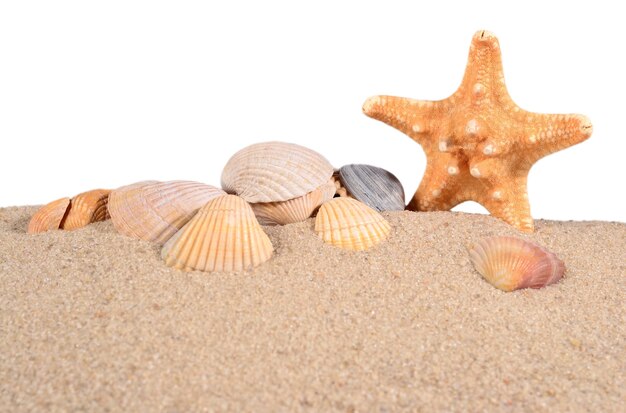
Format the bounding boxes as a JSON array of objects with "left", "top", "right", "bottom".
[{"left": 338, "top": 164, "right": 405, "bottom": 211}]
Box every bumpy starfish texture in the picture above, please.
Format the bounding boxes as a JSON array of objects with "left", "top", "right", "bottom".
[{"left": 362, "top": 30, "right": 592, "bottom": 232}]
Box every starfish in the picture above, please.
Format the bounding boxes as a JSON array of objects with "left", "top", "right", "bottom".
[{"left": 362, "top": 30, "right": 592, "bottom": 232}]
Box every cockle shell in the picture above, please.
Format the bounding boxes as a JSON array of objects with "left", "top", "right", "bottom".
[
  {"left": 62, "top": 189, "right": 111, "bottom": 230},
  {"left": 315, "top": 197, "right": 391, "bottom": 251},
  {"left": 162, "top": 195, "right": 273, "bottom": 272},
  {"left": 108, "top": 180, "right": 226, "bottom": 245},
  {"left": 468, "top": 236, "right": 565, "bottom": 292},
  {"left": 251, "top": 180, "right": 336, "bottom": 225},
  {"left": 27, "top": 197, "right": 71, "bottom": 233},
  {"left": 338, "top": 164, "right": 405, "bottom": 212},
  {"left": 221, "top": 141, "right": 334, "bottom": 203}
]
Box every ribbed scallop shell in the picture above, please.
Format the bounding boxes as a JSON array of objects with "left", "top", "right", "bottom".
[
  {"left": 27, "top": 197, "right": 71, "bottom": 233},
  {"left": 108, "top": 180, "right": 225, "bottom": 245},
  {"left": 315, "top": 197, "right": 391, "bottom": 251},
  {"left": 162, "top": 195, "right": 273, "bottom": 272},
  {"left": 338, "top": 164, "right": 405, "bottom": 211},
  {"left": 221, "top": 141, "right": 334, "bottom": 203},
  {"left": 468, "top": 236, "right": 565, "bottom": 292},
  {"left": 251, "top": 180, "right": 336, "bottom": 225},
  {"left": 62, "top": 189, "right": 111, "bottom": 230}
]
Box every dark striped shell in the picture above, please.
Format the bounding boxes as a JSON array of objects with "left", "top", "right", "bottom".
[{"left": 338, "top": 164, "right": 405, "bottom": 212}]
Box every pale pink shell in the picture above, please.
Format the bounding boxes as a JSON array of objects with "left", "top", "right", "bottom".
[
  {"left": 251, "top": 180, "right": 336, "bottom": 225},
  {"left": 468, "top": 236, "right": 565, "bottom": 292},
  {"left": 108, "top": 180, "right": 225, "bottom": 245}
]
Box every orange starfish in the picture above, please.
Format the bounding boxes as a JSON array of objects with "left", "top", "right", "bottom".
[{"left": 362, "top": 30, "right": 592, "bottom": 232}]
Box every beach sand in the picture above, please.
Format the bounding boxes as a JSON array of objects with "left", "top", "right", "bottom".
[{"left": 1, "top": 205, "right": 624, "bottom": 412}]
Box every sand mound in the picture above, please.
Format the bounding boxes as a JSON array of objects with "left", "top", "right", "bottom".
[{"left": 1, "top": 206, "right": 624, "bottom": 411}]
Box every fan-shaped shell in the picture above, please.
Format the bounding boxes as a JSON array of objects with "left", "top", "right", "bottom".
[
  {"left": 251, "top": 180, "right": 336, "bottom": 225},
  {"left": 162, "top": 195, "right": 273, "bottom": 272},
  {"left": 338, "top": 164, "right": 405, "bottom": 211},
  {"left": 315, "top": 197, "right": 391, "bottom": 251},
  {"left": 27, "top": 197, "right": 71, "bottom": 234},
  {"left": 221, "top": 141, "right": 334, "bottom": 203},
  {"left": 108, "top": 180, "right": 226, "bottom": 245},
  {"left": 62, "top": 189, "right": 111, "bottom": 230},
  {"left": 468, "top": 236, "right": 565, "bottom": 292}
]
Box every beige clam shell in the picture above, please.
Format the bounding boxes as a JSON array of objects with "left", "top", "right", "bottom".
[
  {"left": 108, "top": 180, "right": 226, "bottom": 245},
  {"left": 251, "top": 179, "right": 336, "bottom": 225},
  {"left": 27, "top": 197, "right": 71, "bottom": 234},
  {"left": 315, "top": 197, "right": 391, "bottom": 251},
  {"left": 162, "top": 195, "right": 273, "bottom": 272},
  {"left": 62, "top": 189, "right": 111, "bottom": 230},
  {"left": 221, "top": 141, "right": 334, "bottom": 203},
  {"left": 468, "top": 236, "right": 565, "bottom": 292}
]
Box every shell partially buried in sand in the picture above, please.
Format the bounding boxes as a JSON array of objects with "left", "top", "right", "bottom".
[
  {"left": 108, "top": 180, "right": 226, "bottom": 245},
  {"left": 162, "top": 195, "right": 273, "bottom": 272},
  {"left": 27, "top": 197, "right": 71, "bottom": 233},
  {"left": 315, "top": 197, "right": 391, "bottom": 251},
  {"left": 221, "top": 141, "right": 334, "bottom": 203},
  {"left": 62, "top": 189, "right": 111, "bottom": 230},
  {"left": 251, "top": 180, "right": 336, "bottom": 225},
  {"left": 468, "top": 236, "right": 565, "bottom": 292}
]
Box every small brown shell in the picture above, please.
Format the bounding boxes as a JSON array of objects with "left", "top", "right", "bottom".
[
  {"left": 315, "top": 197, "right": 391, "bottom": 251},
  {"left": 221, "top": 141, "right": 334, "bottom": 203},
  {"left": 162, "top": 195, "right": 273, "bottom": 272},
  {"left": 62, "top": 189, "right": 111, "bottom": 230},
  {"left": 27, "top": 197, "right": 71, "bottom": 234},
  {"left": 468, "top": 236, "right": 565, "bottom": 292},
  {"left": 251, "top": 180, "right": 336, "bottom": 225},
  {"left": 108, "top": 180, "right": 226, "bottom": 245}
]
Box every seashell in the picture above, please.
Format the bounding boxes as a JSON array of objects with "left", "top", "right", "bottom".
[
  {"left": 162, "top": 195, "right": 273, "bottom": 272},
  {"left": 108, "top": 180, "right": 226, "bottom": 245},
  {"left": 315, "top": 197, "right": 391, "bottom": 251},
  {"left": 27, "top": 197, "right": 71, "bottom": 234},
  {"left": 221, "top": 141, "right": 334, "bottom": 203},
  {"left": 331, "top": 170, "right": 349, "bottom": 198},
  {"left": 338, "top": 164, "right": 405, "bottom": 211},
  {"left": 251, "top": 179, "right": 336, "bottom": 225},
  {"left": 62, "top": 189, "right": 111, "bottom": 230},
  {"left": 468, "top": 236, "right": 565, "bottom": 292}
]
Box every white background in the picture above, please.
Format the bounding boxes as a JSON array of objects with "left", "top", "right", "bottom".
[{"left": 1, "top": 1, "right": 624, "bottom": 223}]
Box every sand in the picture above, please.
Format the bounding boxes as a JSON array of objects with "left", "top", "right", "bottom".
[{"left": 0, "top": 205, "right": 624, "bottom": 412}]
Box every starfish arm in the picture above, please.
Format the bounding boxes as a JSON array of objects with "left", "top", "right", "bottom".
[
  {"left": 453, "top": 30, "right": 516, "bottom": 109},
  {"left": 477, "top": 175, "right": 534, "bottom": 232},
  {"left": 515, "top": 112, "right": 593, "bottom": 164},
  {"left": 407, "top": 153, "right": 466, "bottom": 211},
  {"left": 362, "top": 95, "right": 448, "bottom": 149}
]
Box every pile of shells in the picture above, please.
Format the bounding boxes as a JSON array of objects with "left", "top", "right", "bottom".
[
  {"left": 27, "top": 141, "right": 406, "bottom": 273},
  {"left": 26, "top": 140, "right": 567, "bottom": 291},
  {"left": 28, "top": 189, "right": 111, "bottom": 233}
]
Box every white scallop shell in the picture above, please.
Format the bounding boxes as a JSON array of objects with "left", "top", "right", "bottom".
[
  {"left": 221, "top": 141, "right": 334, "bottom": 203},
  {"left": 108, "top": 180, "right": 225, "bottom": 245}
]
